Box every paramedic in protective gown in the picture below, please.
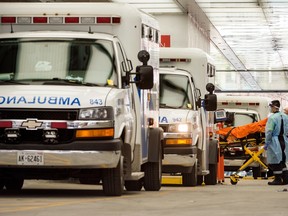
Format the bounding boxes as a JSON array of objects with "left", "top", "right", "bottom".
[{"left": 264, "top": 100, "right": 288, "bottom": 185}]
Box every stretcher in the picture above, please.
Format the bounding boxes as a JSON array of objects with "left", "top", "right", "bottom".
[{"left": 217, "top": 118, "right": 269, "bottom": 185}]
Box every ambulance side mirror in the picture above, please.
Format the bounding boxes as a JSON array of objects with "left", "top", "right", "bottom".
[
  {"left": 136, "top": 65, "right": 154, "bottom": 89},
  {"left": 135, "top": 50, "right": 154, "bottom": 89},
  {"left": 204, "top": 83, "right": 217, "bottom": 111},
  {"left": 205, "top": 94, "right": 217, "bottom": 111}
]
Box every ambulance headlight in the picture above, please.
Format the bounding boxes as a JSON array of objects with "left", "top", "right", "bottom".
[
  {"left": 168, "top": 123, "right": 191, "bottom": 133},
  {"left": 79, "top": 107, "right": 114, "bottom": 120},
  {"left": 177, "top": 124, "right": 189, "bottom": 132}
]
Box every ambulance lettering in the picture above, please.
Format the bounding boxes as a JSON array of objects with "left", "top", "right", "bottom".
[
  {"left": 172, "top": 117, "right": 182, "bottom": 122},
  {"left": 0, "top": 96, "right": 80, "bottom": 106},
  {"left": 159, "top": 116, "right": 168, "bottom": 123},
  {"left": 89, "top": 98, "right": 103, "bottom": 105}
]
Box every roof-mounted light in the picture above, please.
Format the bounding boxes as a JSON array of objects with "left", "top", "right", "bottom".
[
  {"left": 81, "top": 17, "right": 95, "bottom": 24},
  {"left": 65, "top": 17, "right": 79, "bottom": 24},
  {"left": 17, "top": 17, "right": 32, "bottom": 24},
  {"left": 221, "top": 102, "right": 260, "bottom": 106},
  {"left": 33, "top": 17, "right": 48, "bottom": 24},
  {"left": 1, "top": 16, "right": 121, "bottom": 25},
  {"left": 112, "top": 17, "right": 121, "bottom": 24},
  {"left": 96, "top": 17, "right": 121, "bottom": 24},
  {"left": 160, "top": 58, "right": 191, "bottom": 63},
  {"left": 97, "top": 17, "right": 111, "bottom": 24},
  {"left": 49, "top": 17, "right": 63, "bottom": 24},
  {"left": 1, "top": 16, "right": 16, "bottom": 24}
]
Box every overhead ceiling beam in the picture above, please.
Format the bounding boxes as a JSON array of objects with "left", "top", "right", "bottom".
[{"left": 175, "top": 0, "right": 262, "bottom": 90}]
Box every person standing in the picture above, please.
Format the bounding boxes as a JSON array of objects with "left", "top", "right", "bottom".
[
  {"left": 264, "top": 100, "right": 288, "bottom": 185},
  {"left": 284, "top": 106, "right": 288, "bottom": 115}
]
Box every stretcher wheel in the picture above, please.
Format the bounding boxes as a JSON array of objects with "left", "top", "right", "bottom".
[
  {"left": 230, "top": 178, "right": 238, "bottom": 185},
  {"left": 230, "top": 175, "right": 239, "bottom": 185}
]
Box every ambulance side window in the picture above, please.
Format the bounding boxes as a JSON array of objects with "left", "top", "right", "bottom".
[
  {"left": 116, "top": 42, "right": 126, "bottom": 74},
  {"left": 116, "top": 42, "right": 132, "bottom": 87},
  {"left": 0, "top": 40, "right": 18, "bottom": 79}
]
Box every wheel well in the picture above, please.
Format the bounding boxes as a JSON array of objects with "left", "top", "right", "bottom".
[{"left": 120, "top": 129, "right": 132, "bottom": 178}]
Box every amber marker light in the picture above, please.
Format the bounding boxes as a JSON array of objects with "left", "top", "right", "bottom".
[
  {"left": 165, "top": 138, "right": 192, "bottom": 145},
  {"left": 76, "top": 128, "right": 114, "bottom": 138}
]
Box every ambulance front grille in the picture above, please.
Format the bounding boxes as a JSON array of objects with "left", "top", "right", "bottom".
[
  {"left": 0, "top": 108, "right": 78, "bottom": 120},
  {"left": 0, "top": 108, "right": 78, "bottom": 144}
]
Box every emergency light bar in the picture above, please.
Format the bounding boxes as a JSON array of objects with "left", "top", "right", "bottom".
[
  {"left": 221, "top": 102, "right": 260, "bottom": 106},
  {"left": 1, "top": 16, "right": 121, "bottom": 24},
  {"left": 160, "top": 58, "right": 191, "bottom": 63}
]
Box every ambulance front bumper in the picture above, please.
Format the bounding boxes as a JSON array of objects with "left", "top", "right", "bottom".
[
  {"left": 0, "top": 149, "right": 121, "bottom": 168},
  {"left": 0, "top": 139, "right": 122, "bottom": 168},
  {"left": 162, "top": 146, "right": 197, "bottom": 167}
]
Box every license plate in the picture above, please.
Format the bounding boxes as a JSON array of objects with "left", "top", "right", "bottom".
[{"left": 17, "top": 151, "right": 44, "bottom": 165}]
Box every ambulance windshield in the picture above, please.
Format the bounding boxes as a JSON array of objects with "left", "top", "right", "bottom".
[
  {"left": 0, "top": 38, "right": 117, "bottom": 86},
  {"left": 159, "top": 73, "right": 194, "bottom": 109}
]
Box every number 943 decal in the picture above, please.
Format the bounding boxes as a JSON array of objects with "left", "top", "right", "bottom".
[{"left": 90, "top": 99, "right": 103, "bottom": 105}]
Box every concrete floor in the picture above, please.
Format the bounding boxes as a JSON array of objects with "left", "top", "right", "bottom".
[{"left": 0, "top": 178, "right": 287, "bottom": 216}]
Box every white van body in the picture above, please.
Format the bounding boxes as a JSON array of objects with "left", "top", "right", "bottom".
[
  {"left": 159, "top": 47, "right": 218, "bottom": 186},
  {"left": 0, "top": 2, "right": 163, "bottom": 196}
]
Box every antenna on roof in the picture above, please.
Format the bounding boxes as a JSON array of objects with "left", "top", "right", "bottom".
[
  {"left": 10, "top": 23, "right": 14, "bottom": 33},
  {"left": 88, "top": 26, "right": 93, "bottom": 34}
]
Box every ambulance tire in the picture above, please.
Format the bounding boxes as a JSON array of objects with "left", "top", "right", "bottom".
[
  {"left": 143, "top": 161, "right": 162, "bottom": 191},
  {"left": 143, "top": 133, "right": 162, "bottom": 191},
  {"left": 125, "top": 179, "right": 143, "bottom": 191},
  {"left": 102, "top": 157, "right": 124, "bottom": 196},
  {"left": 0, "top": 179, "right": 4, "bottom": 190},
  {"left": 204, "top": 164, "right": 217, "bottom": 185},
  {"left": 5, "top": 178, "right": 24, "bottom": 191},
  {"left": 182, "top": 160, "right": 197, "bottom": 186}
]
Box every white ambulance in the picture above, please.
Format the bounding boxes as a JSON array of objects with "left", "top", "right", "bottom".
[
  {"left": 217, "top": 95, "right": 270, "bottom": 178},
  {"left": 159, "top": 47, "right": 218, "bottom": 186},
  {"left": 0, "top": 2, "right": 163, "bottom": 196}
]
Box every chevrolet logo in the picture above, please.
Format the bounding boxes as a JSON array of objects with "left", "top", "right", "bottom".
[{"left": 21, "top": 119, "right": 43, "bottom": 130}]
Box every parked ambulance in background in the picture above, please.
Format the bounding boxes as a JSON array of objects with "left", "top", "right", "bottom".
[
  {"left": 0, "top": 2, "right": 163, "bottom": 196},
  {"left": 159, "top": 47, "right": 218, "bottom": 186},
  {"left": 216, "top": 94, "right": 270, "bottom": 178}
]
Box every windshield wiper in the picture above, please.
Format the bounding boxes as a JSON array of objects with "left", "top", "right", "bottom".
[
  {"left": 41, "top": 78, "right": 101, "bottom": 86},
  {"left": 160, "top": 103, "right": 178, "bottom": 109},
  {"left": 0, "top": 80, "right": 29, "bottom": 85}
]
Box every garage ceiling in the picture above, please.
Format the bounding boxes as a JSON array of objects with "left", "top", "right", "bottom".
[{"left": 114, "top": 0, "right": 288, "bottom": 92}]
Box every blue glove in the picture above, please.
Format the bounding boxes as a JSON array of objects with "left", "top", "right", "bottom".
[{"left": 264, "top": 145, "right": 268, "bottom": 150}]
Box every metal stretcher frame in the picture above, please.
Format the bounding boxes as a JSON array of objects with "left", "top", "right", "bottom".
[{"left": 219, "top": 134, "right": 268, "bottom": 185}]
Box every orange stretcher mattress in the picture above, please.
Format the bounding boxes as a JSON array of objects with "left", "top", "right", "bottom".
[{"left": 216, "top": 118, "right": 268, "bottom": 144}]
